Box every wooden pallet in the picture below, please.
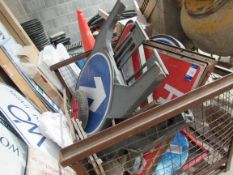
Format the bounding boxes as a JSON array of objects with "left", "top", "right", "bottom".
[{"left": 0, "top": 48, "right": 47, "bottom": 111}]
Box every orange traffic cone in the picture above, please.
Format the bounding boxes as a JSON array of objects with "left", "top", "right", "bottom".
[{"left": 77, "top": 9, "right": 95, "bottom": 52}]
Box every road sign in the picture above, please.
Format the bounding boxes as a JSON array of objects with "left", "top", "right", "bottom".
[
  {"left": 0, "top": 116, "right": 27, "bottom": 175},
  {"left": 153, "top": 132, "right": 189, "bottom": 175},
  {"left": 144, "top": 46, "right": 204, "bottom": 104},
  {"left": 0, "top": 83, "right": 59, "bottom": 158},
  {"left": 77, "top": 52, "right": 112, "bottom": 135}
]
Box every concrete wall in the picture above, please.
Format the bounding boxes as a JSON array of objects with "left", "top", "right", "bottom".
[
  {"left": 4, "top": 0, "right": 30, "bottom": 23},
  {"left": 6, "top": 0, "right": 134, "bottom": 43}
]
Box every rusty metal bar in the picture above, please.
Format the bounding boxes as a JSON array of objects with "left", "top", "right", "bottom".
[
  {"left": 54, "top": 70, "right": 72, "bottom": 99},
  {"left": 214, "top": 65, "right": 233, "bottom": 76},
  {"left": 71, "top": 161, "right": 89, "bottom": 175},
  {"left": 60, "top": 73, "right": 233, "bottom": 167},
  {"left": 50, "top": 50, "right": 91, "bottom": 71},
  {"left": 143, "top": 40, "right": 216, "bottom": 65}
]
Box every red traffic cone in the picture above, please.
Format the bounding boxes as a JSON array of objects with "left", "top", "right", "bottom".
[{"left": 77, "top": 9, "right": 95, "bottom": 52}]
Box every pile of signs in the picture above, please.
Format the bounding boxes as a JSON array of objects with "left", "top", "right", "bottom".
[
  {"left": 72, "top": 0, "right": 215, "bottom": 139},
  {"left": 75, "top": 0, "right": 167, "bottom": 135},
  {"left": 0, "top": 0, "right": 217, "bottom": 174},
  {"left": 55, "top": 0, "right": 216, "bottom": 174}
]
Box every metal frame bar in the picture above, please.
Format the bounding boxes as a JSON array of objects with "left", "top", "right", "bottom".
[
  {"left": 71, "top": 162, "right": 89, "bottom": 175},
  {"left": 50, "top": 51, "right": 91, "bottom": 71},
  {"left": 50, "top": 51, "right": 91, "bottom": 97},
  {"left": 54, "top": 70, "right": 72, "bottom": 100}
]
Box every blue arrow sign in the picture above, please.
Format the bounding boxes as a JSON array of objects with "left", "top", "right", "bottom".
[
  {"left": 76, "top": 52, "right": 112, "bottom": 135},
  {"left": 153, "top": 132, "right": 189, "bottom": 175}
]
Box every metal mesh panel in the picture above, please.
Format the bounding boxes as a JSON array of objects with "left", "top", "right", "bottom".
[{"left": 58, "top": 65, "right": 79, "bottom": 94}]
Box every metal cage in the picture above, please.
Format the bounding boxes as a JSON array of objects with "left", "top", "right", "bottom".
[
  {"left": 59, "top": 72, "right": 233, "bottom": 175},
  {"left": 50, "top": 40, "right": 233, "bottom": 175}
]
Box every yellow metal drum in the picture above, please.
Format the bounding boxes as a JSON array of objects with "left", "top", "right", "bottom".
[{"left": 181, "top": 0, "right": 233, "bottom": 56}]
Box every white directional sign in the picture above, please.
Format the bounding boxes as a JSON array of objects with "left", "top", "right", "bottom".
[
  {"left": 77, "top": 53, "right": 112, "bottom": 135},
  {"left": 80, "top": 77, "right": 106, "bottom": 112}
]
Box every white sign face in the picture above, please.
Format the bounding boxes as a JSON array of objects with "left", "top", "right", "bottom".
[
  {"left": 0, "top": 83, "right": 59, "bottom": 158},
  {"left": 0, "top": 117, "right": 27, "bottom": 175}
]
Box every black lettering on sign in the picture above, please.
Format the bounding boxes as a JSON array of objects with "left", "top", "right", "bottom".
[
  {"left": 0, "top": 136, "right": 19, "bottom": 156},
  {"left": 8, "top": 105, "right": 46, "bottom": 147},
  {"left": 0, "top": 136, "right": 9, "bottom": 147},
  {"left": 9, "top": 144, "right": 20, "bottom": 156}
]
